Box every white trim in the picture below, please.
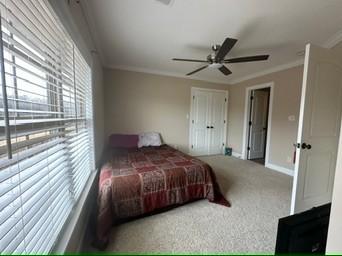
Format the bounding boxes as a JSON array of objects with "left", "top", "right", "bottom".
[
  {"left": 324, "top": 29, "right": 342, "bottom": 49},
  {"left": 242, "top": 82, "right": 274, "bottom": 165},
  {"left": 107, "top": 64, "right": 231, "bottom": 85},
  {"left": 265, "top": 163, "right": 294, "bottom": 176},
  {"left": 99, "top": 29, "right": 342, "bottom": 86},
  {"left": 229, "top": 31, "right": 342, "bottom": 84},
  {"left": 232, "top": 151, "right": 242, "bottom": 158},
  {"left": 189, "top": 87, "right": 228, "bottom": 156},
  {"left": 104, "top": 28, "right": 342, "bottom": 87},
  {"left": 191, "top": 87, "right": 229, "bottom": 93},
  {"left": 230, "top": 59, "right": 304, "bottom": 84}
]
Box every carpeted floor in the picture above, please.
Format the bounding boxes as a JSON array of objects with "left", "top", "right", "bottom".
[{"left": 84, "top": 155, "right": 292, "bottom": 253}]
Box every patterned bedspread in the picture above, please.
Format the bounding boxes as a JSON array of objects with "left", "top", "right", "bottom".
[{"left": 95, "top": 145, "right": 229, "bottom": 248}]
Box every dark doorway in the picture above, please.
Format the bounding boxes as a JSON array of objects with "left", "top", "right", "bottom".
[{"left": 247, "top": 87, "right": 270, "bottom": 165}]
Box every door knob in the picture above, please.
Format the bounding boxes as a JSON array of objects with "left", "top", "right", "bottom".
[{"left": 301, "top": 143, "right": 312, "bottom": 149}]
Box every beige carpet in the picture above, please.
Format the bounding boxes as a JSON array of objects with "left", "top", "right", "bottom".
[{"left": 84, "top": 155, "right": 292, "bottom": 253}]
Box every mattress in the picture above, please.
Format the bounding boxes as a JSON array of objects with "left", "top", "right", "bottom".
[{"left": 95, "top": 145, "right": 229, "bottom": 247}]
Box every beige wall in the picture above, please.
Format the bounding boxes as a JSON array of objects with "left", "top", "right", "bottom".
[
  {"left": 332, "top": 41, "right": 342, "bottom": 57},
  {"left": 92, "top": 57, "right": 105, "bottom": 165},
  {"left": 104, "top": 68, "right": 229, "bottom": 153},
  {"left": 227, "top": 66, "right": 303, "bottom": 170},
  {"left": 326, "top": 41, "right": 342, "bottom": 253},
  {"left": 104, "top": 66, "right": 303, "bottom": 170}
]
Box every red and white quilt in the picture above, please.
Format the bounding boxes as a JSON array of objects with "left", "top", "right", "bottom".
[{"left": 96, "top": 145, "right": 229, "bottom": 247}]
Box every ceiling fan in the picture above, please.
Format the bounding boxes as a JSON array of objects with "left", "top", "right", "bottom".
[
  {"left": 172, "top": 37, "right": 269, "bottom": 76},
  {"left": 156, "top": 0, "right": 174, "bottom": 5}
]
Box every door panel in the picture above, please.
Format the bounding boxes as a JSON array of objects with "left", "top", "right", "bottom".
[
  {"left": 248, "top": 90, "right": 269, "bottom": 159},
  {"left": 303, "top": 153, "right": 332, "bottom": 198},
  {"left": 209, "top": 92, "right": 226, "bottom": 154},
  {"left": 190, "top": 89, "right": 227, "bottom": 156},
  {"left": 310, "top": 63, "right": 341, "bottom": 137},
  {"left": 191, "top": 90, "right": 210, "bottom": 155},
  {"left": 291, "top": 44, "right": 342, "bottom": 214}
]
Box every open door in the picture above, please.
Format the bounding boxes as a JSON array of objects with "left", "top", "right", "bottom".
[
  {"left": 291, "top": 44, "right": 342, "bottom": 214},
  {"left": 248, "top": 89, "right": 269, "bottom": 160}
]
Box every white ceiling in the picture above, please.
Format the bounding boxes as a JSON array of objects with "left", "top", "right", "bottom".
[{"left": 84, "top": 0, "right": 342, "bottom": 84}]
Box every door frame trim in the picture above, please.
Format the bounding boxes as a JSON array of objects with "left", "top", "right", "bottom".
[
  {"left": 242, "top": 82, "right": 274, "bottom": 166},
  {"left": 189, "top": 87, "right": 228, "bottom": 156}
]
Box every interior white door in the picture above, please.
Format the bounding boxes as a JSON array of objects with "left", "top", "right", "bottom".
[
  {"left": 291, "top": 44, "right": 342, "bottom": 214},
  {"left": 248, "top": 90, "right": 269, "bottom": 159},
  {"left": 191, "top": 90, "right": 210, "bottom": 155},
  {"left": 209, "top": 91, "right": 226, "bottom": 155}
]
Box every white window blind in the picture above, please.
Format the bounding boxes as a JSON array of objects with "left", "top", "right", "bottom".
[{"left": 0, "top": 0, "right": 94, "bottom": 254}]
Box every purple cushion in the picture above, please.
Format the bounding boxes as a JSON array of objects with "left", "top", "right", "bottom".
[{"left": 109, "top": 134, "right": 139, "bottom": 148}]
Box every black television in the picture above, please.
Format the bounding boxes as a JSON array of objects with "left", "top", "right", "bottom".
[{"left": 275, "top": 203, "right": 331, "bottom": 253}]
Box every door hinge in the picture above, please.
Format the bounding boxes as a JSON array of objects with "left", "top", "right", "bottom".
[
  {"left": 225, "top": 98, "right": 227, "bottom": 102},
  {"left": 192, "top": 120, "right": 194, "bottom": 124},
  {"left": 247, "top": 146, "right": 251, "bottom": 151},
  {"left": 222, "top": 143, "right": 225, "bottom": 146},
  {"left": 249, "top": 121, "right": 252, "bottom": 126},
  {"left": 191, "top": 145, "right": 193, "bottom": 149},
  {"left": 224, "top": 120, "right": 226, "bottom": 123},
  {"left": 193, "top": 95, "right": 195, "bottom": 100},
  {"left": 250, "top": 96, "right": 254, "bottom": 100}
]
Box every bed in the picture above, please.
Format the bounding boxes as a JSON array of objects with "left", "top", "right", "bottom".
[{"left": 95, "top": 142, "right": 229, "bottom": 248}]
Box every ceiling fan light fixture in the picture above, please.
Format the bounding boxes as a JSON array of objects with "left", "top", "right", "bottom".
[{"left": 209, "top": 63, "right": 223, "bottom": 69}]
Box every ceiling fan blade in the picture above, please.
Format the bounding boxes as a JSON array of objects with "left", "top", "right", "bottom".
[
  {"left": 172, "top": 58, "right": 208, "bottom": 63},
  {"left": 186, "top": 65, "right": 208, "bottom": 76},
  {"left": 218, "top": 65, "right": 232, "bottom": 76},
  {"left": 224, "top": 55, "right": 269, "bottom": 63},
  {"left": 215, "top": 38, "right": 238, "bottom": 62}
]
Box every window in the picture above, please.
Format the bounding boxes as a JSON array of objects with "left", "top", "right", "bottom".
[{"left": 0, "top": 0, "right": 94, "bottom": 253}]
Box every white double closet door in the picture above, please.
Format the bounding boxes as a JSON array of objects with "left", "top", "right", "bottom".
[{"left": 190, "top": 88, "right": 228, "bottom": 156}]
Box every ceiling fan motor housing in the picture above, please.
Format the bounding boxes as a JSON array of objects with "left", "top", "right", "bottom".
[{"left": 208, "top": 44, "right": 222, "bottom": 63}]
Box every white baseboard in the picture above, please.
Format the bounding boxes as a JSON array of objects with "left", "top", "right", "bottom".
[
  {"left": 265, "top": 163, "right": 294, "bottom": 176},
  {"left": 232, "top": 151, "right": 242, "bottom": 158}
]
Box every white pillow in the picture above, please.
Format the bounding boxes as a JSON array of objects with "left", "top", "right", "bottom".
[{"left": 138, "top": 132, "right": 162, "bottom": 148}]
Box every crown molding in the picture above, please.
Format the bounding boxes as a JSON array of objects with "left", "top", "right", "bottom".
[
  {"left": 229, "top": 29, "right": 342, "bottom": 84},
  {"left": 106, "top": 64, "right": 231, "bottom": 85},
  {"left": 324, "top": 29, "right": 342, "bottom": 49},
  {"left": 229, "top": 59, "right": 304, "bottom": 84},
  {"left": 88, "top": 8, "right": 341, "bottom": 85}
]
